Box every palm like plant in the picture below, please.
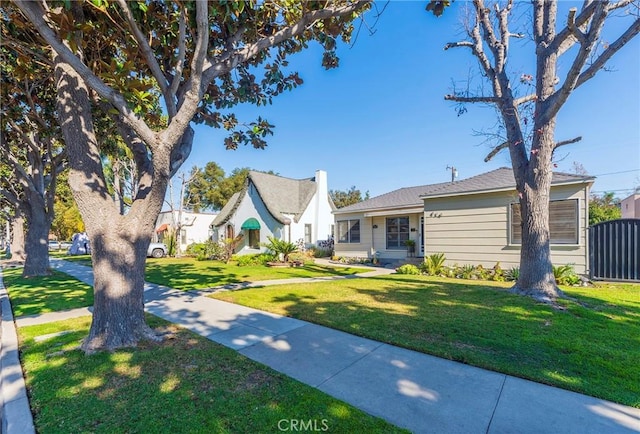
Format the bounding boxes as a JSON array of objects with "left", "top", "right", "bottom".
[{"left": 263, "top": 236, "right": 298, "bottom": 263}]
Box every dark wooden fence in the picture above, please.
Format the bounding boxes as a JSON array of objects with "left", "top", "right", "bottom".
[{"left": 589, "top": 219, "right": 640, "bottom": 282}]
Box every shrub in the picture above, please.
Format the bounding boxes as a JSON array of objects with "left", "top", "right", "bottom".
[
  {"left": 236, "top": 253, "right": 275, "bottom": 266},
  {"left": 396, "top": 264, "right": 421, "bottom": 275},
  {"left": 490, "top": 262, "right": 505, "bottom": 281},
  {"left": 310, "top": 247, "right": 332, "bottom": 258},
  {"left": 191, "top": 240, "right": 225, "bottom": 261},
  {"left": 459, "top": 264, "right": 477, "bottom": 279},
  {"left": 263, "top": 236, "right": 298, "bottom": 263},
  {"left": 553, "top": 264, "right": 581, "bottom": 286},
  {"left": 422, "top": 253, "right": 446, "bottom": 276},
  {"left": 505, "top": 266, "right": 520, "bottom": 282},
  {"left": 475, "top": 264, "right": 489, "bottom": 280}
]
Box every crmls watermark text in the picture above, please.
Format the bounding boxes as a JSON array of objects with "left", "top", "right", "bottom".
[{"left": 277, "top": 419, "right": 329, "bottom": 432}]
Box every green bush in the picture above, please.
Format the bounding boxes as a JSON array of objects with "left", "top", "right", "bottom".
[
  {"left": 490, "top": 262, "right": 505, "bottom": 281},
  {"left": 553, "top": 264, "right": 581, "bottom": 286},
  {"left": 262, "top": 236, "right": 298, "bottom": 263},
  {"left": 311, "top": 247, "right": 332, "bottom": 258},
  {"left": 459, "top": 264, "right": 477, "bottom": 279},
  {"left": 396, "top": 264, "right": 421, "bottom": 275},
  {"left": 288, "top": 251, "right": 315, "bottom": 265},
  {"left": 191, "top": 240, "right": 225, "bottom": 261},
  {"left": 235, "top": 253, "right": 275, "bottom": 266},
  {"left": 505, "top": 266, "right": 520, "bottom": 282},
  {"left": 422, "top": 253, "right": 446, "bottom": 276}
]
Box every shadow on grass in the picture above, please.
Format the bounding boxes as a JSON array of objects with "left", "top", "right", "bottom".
[
  {"left": 18, "top": 315, "right": 404, "bottom": 433},
  {"left": 230, "top": 275, "right": 640, "bottom": 408},
  {"left": 3, "top": 268, "right": 93, "bottom": 317}
]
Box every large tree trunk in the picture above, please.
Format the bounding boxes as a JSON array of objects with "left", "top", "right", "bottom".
[
  {"left": 9, "top": 210, "right": 26, "bottom": 261},
  {"left": 22, "top": 198, "right": 52, "bottom": 277},
  {"left": 511, "top": 158, "right": 561, "bottom": 302},
  {"left": 54, "top": 55, "right": 166, "bottom": 353},
  {"left": 81, "top": 232, "right": 159, "bottom": 352}
]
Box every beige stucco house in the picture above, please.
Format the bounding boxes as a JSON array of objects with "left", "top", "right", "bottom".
[
  {"left": 621, "top": 192, "right": 640, "bottom": 219},
  {"left": 333, "top": 168, "right": 595, "bottom": 273}
]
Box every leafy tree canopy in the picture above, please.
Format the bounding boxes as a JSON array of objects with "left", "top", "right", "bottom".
[
  {"left": 589, "top": 192, "right": 621, "bottom": 225},
  {"left": 330, "top": 186, "right": 370, "bottom": 209},
  {"left": 186, "top": 163, "right": 276, "bottom": 212}
]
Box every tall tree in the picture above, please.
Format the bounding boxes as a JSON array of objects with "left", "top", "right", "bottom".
[
  {"left": 15, "top": 0, "right": 369, "bottom": 352},
  {"left": 186, "top": 164, "right": 277, "bottom": 211},
  {"left": 51, "top": 170, "right": 85, "bottom": 241},
  {"left": 185, "top": 162, "right": 227, "bottom": 212},
  {"left": 589, "top": 192, "right": 621, "bottom": 225},
  {"left": 0, "top": 12, "right": 65, "bottom": 276},
  {"left": 442, "top": 0, "right": 639, "bottom": 302},
  {"left": 330, "top": 186, "right": 370, "bottom": 208}
]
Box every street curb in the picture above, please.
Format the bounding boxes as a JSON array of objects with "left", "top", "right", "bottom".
[{"left": 0, "top": 271, "right": 35, "bottom": 434}]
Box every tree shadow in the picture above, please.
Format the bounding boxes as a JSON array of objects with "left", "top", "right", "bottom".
[
  {"left": 17, "top": 315, "right": 403, "bottom": 433},
  {"left": 237, "top": 274, "right": 640, "bottom": 407}
]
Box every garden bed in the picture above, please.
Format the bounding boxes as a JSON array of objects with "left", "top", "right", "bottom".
[{"left": 266, "top": 261, "right": 303, "bottom": 268}]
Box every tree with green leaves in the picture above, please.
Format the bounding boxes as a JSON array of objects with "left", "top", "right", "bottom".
[
  {"left": 186, "top": 164, "right": 277, "bottom": 211},
  {"left": 51, "top": 171, "right": 85, "bottom": 241},
  {"left": 442, "top": 0, "right": 639, "bottom": 302},
  {"left": 589, "top": 192, "right": 621, "bottom": 225},
  {"left": 14, "top": 0, "right": 369, "bottom": 352},
  {"left": 330, "top": 186, "right": 370, "bottom": 208},
  {"left": 1, "top": 11, "right": 66, "bottom": 276}
]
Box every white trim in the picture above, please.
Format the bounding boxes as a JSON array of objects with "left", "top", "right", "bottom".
[{"left": 364, "top": 207, "right": 423, "bottom": 217}]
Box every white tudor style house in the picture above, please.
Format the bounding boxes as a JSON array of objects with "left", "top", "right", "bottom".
[
  {"left": 333, "top": 168, "right": 595, "bottom": 274},
  {"left": 211, "top": 170, "right": 335, "bottom": 255},
  {"left": 154, "top": 210, "right": 218, "bottom": 252}
]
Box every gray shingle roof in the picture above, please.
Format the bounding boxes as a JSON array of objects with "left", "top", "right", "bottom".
[
  {"left": 334, "top": 167, "right": 594, "bottom": 214},
  {"left": 212, "top": 191, "right": 243, "bottom": 227},
  {"left": 421, "top": 167, "right": 595, "bottom": 198},
  {"left": 212, "top": 171, "right": 318, "bottom": 226}
]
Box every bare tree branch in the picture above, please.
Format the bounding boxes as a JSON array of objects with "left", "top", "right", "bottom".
[
  {"left": 545, "top": 2, "right": 608, "bottom": 120},
  {"left": 484, "top": 141, "right": 509, "bottom": 162},
  {"left": 554, "top": 136, "right": 582, "bottom": 149},
  {"left": 576, "top": 18, "right": 640, "bottom": 88},
  {"left": 445, "top": 94, "right": 499, "bottom": 103},
  {"left": 551, "top": 1, "right": 599, "bottom": 55},
  {"left": 444, "top": 41, "right": 473, "bottom": 50},
  {"left": 514, "top": 94, "right": 538, "bottom": 106}
]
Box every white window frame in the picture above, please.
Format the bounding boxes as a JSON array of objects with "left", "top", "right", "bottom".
[{"left": 337, "top": 219, "right": 361, "bottom": 243}]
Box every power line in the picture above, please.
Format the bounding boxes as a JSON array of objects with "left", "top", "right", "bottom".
[{"left": 591, "top": 169, "right": 640, "bottom": 177}]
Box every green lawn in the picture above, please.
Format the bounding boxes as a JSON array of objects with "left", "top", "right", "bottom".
[
  {"left": 211, "top": 275, "right": 640, "bottom": 408},
  {"left": 143, "top": 257, "right": 362, "bottom": 290},
  {"left": 52, "top": 255, "right": 364, "bottom": 290},
  {"left": 2, "top": 267, "right": 93, "bottom": 317},
  {"left": 18, "top": 316, "right": 405, "bottom": 434}
]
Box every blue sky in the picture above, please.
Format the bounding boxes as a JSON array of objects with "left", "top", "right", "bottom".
[{"left": 184, "top": 1, "right": 640, "bottom": 200}]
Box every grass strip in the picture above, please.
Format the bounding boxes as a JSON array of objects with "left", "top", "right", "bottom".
[
  {"left": 3, "top": 267, "right": 93, "bottom": 317},
  {"left": 211, "top": 275, "right": 640, "bottom": 408},
  {"left": 18, "top": 315, "right": 406, "bottom": 434},
  {"left": 143, "top": 257, "right": 362, "bottom": 290}
]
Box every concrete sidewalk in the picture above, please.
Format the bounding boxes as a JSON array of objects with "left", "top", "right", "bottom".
[{"left": 6, "top": 260, "right": 640, "bottom": 433}]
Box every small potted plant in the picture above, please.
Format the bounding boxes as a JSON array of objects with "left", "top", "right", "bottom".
[{"left": 404, "top": 239, "right": 416, "bottom": 256}]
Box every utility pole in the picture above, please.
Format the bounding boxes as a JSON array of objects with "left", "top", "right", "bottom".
[{"left": 446, "top": 166, "right": 458, "bottom": 183}]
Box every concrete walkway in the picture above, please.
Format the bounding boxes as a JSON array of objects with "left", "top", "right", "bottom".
[{"left": 3, "top": 259, "right": 640, "bottom": 433}]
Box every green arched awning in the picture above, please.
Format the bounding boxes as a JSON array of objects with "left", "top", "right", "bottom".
[{"left": 241, "top": 218, "right": 261, "bottom": 230}]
